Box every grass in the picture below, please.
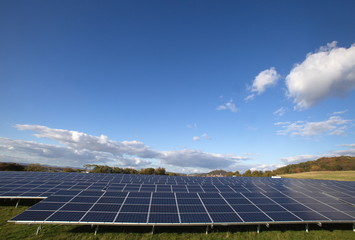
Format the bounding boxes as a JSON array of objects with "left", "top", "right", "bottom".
[
  {"left": 1, "top": 199, "right": 354, "bottom": 240},
  {"left": 279, "top": 171, "right": 355, "bottom": 181}
]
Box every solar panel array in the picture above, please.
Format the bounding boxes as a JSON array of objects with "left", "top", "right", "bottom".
[{"left": 0, "top": 171, "right": 354, "bottom": 226}]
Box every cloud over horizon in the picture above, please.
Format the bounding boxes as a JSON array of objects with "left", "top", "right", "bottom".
[
  {"left": 286, "top": 41, "right": 355, "bottom": 110},
  {"left": 276, "top": 115, "right": 353, "bottom": 137},
  {"left": 0, "top": 124, "right": 249, "bottom": 171}
]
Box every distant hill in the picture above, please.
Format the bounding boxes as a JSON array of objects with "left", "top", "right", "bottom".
[
  {"left": 190, "top": 169, "right": 228, "bottom": 177},
  {"left": 272, "top": 156, "right": 355, "bottom": 175}
]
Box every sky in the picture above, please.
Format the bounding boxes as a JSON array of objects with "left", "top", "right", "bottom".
[{"left": 1, "top": 0, "right": 355, "bottom": 173}]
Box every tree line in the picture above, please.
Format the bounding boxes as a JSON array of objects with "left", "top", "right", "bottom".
[{"left": 1, "top": 156, "right": 354, "bottom": 176}]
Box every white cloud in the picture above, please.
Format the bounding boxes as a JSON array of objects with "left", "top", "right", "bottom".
[
  {"left": 281, "top": 155, "right": 319, "bottom": 164},
  {"left": 245, "top": 67, "right": 281, "bottom": 101},
  {"left": 331, "top": 110, "right": 348, "bottom": 115},
  {"left": 286, "top": 41, "right": 355, "bottom": 110},
  {"left": 192, "top": 136, "right": 200, "bottom": 141},
  {"left": 338, "top": 143, "right": 355, "bottom": 147},
  {"left": 276, "top": 116, "right": 352, "bottom": 137},
  {"left": 216, "top": 100, "right": 238, "bottom": 113},
  {"left": 160, "top": 149, "right": 248, "bottom": 169},
  {"left": 4, "top": 124, "right": 248, "bottom": 170},
  {"left": 193, "top": 133, "right": 210, "bottom": 141},
  {"left": 273, "top": 107, "right": 287, "bottom": 117},
  {"left": 250, "top": 163, "right": 286, "bottom": 171}
]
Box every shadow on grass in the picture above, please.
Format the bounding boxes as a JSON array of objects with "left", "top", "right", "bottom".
[
  {"left": 68, "top": 223, "right": 354, "bottom": 235},
  {"left": 0, "top": 198, "right": 41, "bottom": 207}
]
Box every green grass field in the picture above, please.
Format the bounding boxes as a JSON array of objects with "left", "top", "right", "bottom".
[
  {"left": 280, "top": 171, "right": 355, "bottom": 181},
  {"left": 1, "top": 199, "right": 354, "bottom": 240}
]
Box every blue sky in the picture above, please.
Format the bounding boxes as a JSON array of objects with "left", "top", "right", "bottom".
[{"left": 1, "top": 0, "right": 355, "bottom": 173}]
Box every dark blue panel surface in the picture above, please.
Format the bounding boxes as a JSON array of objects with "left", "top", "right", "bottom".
[
  {"left": 266, "top": 212, "right": 301, "bottom": 221},
  {"left": 11, "top": 211, "right": 53, "bottom": 221},
  {"left": 47, "top": 211, "right": 85, "bottom": 221},
  {"left": 120, "top": 204, "right": 149, "bottom": 213},
  {"left": 180, "top": 213, "right": 211, "bottom": 223},
  {"left": 70, "top": 196, "right": 99, "bottom": 203},
  {"left": 225, "top": 198, "right": 251, "bottom": 204},
  {"left": 238, "top": 212, "right": 272, "bottom": 222},
  {"left": 125, "top": 198, "right": 150, "bottom": 204},
  {"left": 91, "top": 204, "right": 121, "bottom": 212},
  {"left": 177, "top": 198, "right": 202, "bottom": 204},
  {"left": 257, "top": 204, "right": 286, "bottom": 212},
  {"left": 115, "top": 213, "right": 148, "bottom": 223},
  {"left": 179, "top": 205, "right": 206, "bottom": 213},
  {"left": 149, "top": 213, "right": 179, "bottom": 223},
  {"left": 201, "top": 198, "right": 226, "bottom": 205},
  {"left": 205, "top": 205, "right": 234, "bottom": 213},
  {"left": 232, "top": 204, "right": 260, "bottom": 212},
  {"left": 97, "top": 197, "right": 125, "bottom": 204},
  {"left": 150, "top": 205, "right": 178, "bottom": 213},
  {"left": 61, "top": 203, "right": 92, "bottom": 211},
  {"left": 319, "top": 211, "right": 355, "bottom": 221},
  {"left": 210, "top": 213, "right": 243, "bottom": 223},
  {"left": 293, "top": 211, "right": 330, "bottom": 221},
  {"left": 151, "top": 198, "right": 176, "bottom": 205},
  {"left": 28, "top": 203, "right": 64, "bottom": 211},
  {"left": 81, "top": 212, "right": 116, "bottom": 222}
]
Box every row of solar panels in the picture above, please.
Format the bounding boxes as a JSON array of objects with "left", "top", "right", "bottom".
[
  {"left": 1, "top": 171, "right": 354, "bottom": 226},
  {"left": 9, "top": 189, "right": 355, "bottom": 224}
]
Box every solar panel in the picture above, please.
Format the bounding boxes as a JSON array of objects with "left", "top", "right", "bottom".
[{"left": 1, "top": 171, "right": 354, "bottom": 228}]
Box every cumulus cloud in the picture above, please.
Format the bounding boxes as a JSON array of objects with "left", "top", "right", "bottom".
[
  {"left": 3, "top": 124, "right": 247, "bottom": 170},
  {"left": 216, "top": 100, "right": 238, "bottom": 113},
  {"left": 276, "top": 116, "right": 352, "bottom": 137},
  {"left": 286, "top": 41, "right": 355, "bottom": 110},
  {"left": 273, "top": 107, "right": 287, "bottom": 117},
  {"left": 245, "top": 67, "right": 281, "bottom": 101}
]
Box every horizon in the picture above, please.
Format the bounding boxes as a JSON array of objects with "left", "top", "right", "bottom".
[{"left": 1, "top": 1, "right": 355, "bottom": 174}]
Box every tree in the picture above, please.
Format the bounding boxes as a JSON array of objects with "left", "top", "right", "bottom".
[
  {"left": 243, "top": 170, "right": 252, "bottom": 177},
  {"left": 0, "top": 163, "right": 25, "bottom": 171},
  {"left": 154, "top": 167, "right": 166, "bottom": 175},
  {"left": 26, "top": 164, "right": 45, "bottom": 172}
]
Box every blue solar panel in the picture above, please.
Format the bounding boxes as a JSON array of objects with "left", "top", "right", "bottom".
[
  {"left": 210, "top": 213, "right": 242, "bottom": 223},
  {"left": 81, "top": 212, "right": 116, "bottom": 222},
  {"left": 238, "top": 212, "right": 272, "bottom": 222},
  {"left": 293, "top": 211, "right": 329, "bottom": 221},
  {"left": 2, "top": 171, "right": 355, "bottom": 227},
  {"left": 150, "top": 205, "right": 177, "bottom": 213},
  {"left": 11, "top": 210, "right": 53, "bottom": 221},
  {"left": 179, "top": 205, "right": 206, "bottom": 213},
  {"left": 47, "top": 211, "right": 86, "bottom": 221},
  {"left": 151, "top": 198, "right": 176, "bottom": 205},
  {"left": 180, "top": 213, "right": 211, "bottom": 223},
  {"left": 70, "top": 196, "right": 99, "bottom": 203},
  {"left": 29, "top": 202, "right": 64, "bottom": 211},
  {"left": 115, "top": 213, "right": 147, "bottom": 223},
  {"left": 125, "top": 197, "right": 150, "bottom": 204},
  {"left": 91, "top": 204, "right": 121, "bottom": 212},
  {"left": 61, "top": 203, "right": 92, "bottom": 211},
  {"left": 266, "top": 212, "right": 301, "bottom": 221},
  {"left": 231, "top": 204, "right": 260, "bottom": 212},
  {"left": 149, "top": 213, "right": 179, "bottom": 223},
  {"left": 205, "top": 205, "right": 234, "bottom": 213},
  {"left": 120, "top": 204, "right": 149, "bottom": 213}
]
